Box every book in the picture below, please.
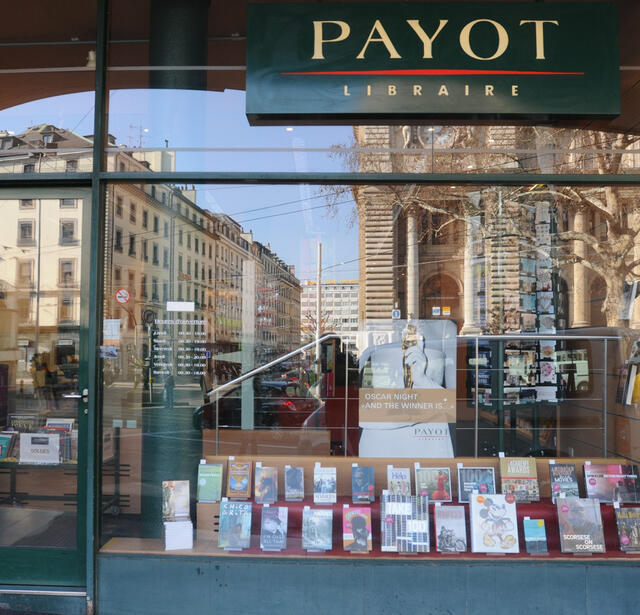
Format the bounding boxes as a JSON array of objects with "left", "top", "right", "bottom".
[
  {"left": 415, "top": 467, "right": 452, "bottom": 502},
  {"left": 162, "top": 480, "right": 190, "bottom": 520},
  {"left": 302, "top": 507, "right": 333, "bottom": 552},
  {"left": 218, "top": 500, "right": 252, "bottom": 550},
  {"left": 44, "top": 417, "right": 75, "bottom": 431},
  {"left": 197, "top": 463, "right": 223, "bottom": 503},
  {"left": 549, "top": 463, "right": 580, "bottom": 502},
  {"left": 615, "top": 507, "right": 640, "bottom": 552},
  {"left": 0, "top": 432, "right": 16, "bottom": 460},
  {"left": 163, "top": 520, "right": 193, "bottom": 551},
  {"left": 499, "top": 457, "right": 540, "bottom": 502},
  {"left": 381, "top": 491, "right": 409, "bottom": 552},
  {"left": 523, "top": 518, "right": 548, "bottom": 554},
  {"left": 260, "top": 506, "right": 288, "bottom": 551},
  {"left": 387, "top": 466, "right": 411, "bottom": 496},
  {"left": 313, "top": 466, "right": 337, "bottom": 504},
  {"left": 584, "top": 463, "right": 639, "bottom": 503},
  {"left": 557, "top": 497, "right": 606, "bottom": 553},
  {"left": 457, "top": 466, "right": 496, "bottom": 503},
  {"left": 226, "top": 461, "right": 252, "bottom": 499},
  {"left": 352, "top": 465, "right": 375, "bottom": 503},
  {"left": 470, "top": 493, "right": 519, "bottom": 554},
  {"left": 284, "top": 466, "right": 304, "bottom": 501},
  {"left": 8, "top": 413, "right": 40, "bottom": 433},
  {"left": 19, "top": 432, "right": 60, "bottom": 464},
  {"left": 342, "top": 506, "right": 372, "bottom": 552},
  {"left": 254, "top": 465, "right": 278, "bottom": 504},
  {"left": 434, "top": 505, "right": 467, "bottom": 553},
  {"left": 401, "top": 495, "right": 430, "bottom": 553}
]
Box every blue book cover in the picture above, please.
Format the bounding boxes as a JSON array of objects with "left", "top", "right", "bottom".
[{"left": 523, "top": 518, "right": 548, "bottom": 554}]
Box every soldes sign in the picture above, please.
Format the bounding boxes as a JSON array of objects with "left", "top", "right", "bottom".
[{"left": 246, "top": 2, "right": 619, "bottom": 124}]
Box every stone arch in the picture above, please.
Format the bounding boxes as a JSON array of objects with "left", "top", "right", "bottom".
[{"left": 420, "top": 272, "right": 463, "bottom": 327}]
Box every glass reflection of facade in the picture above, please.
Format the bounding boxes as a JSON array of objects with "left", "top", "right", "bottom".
[{"left": 1, "top": 1, "right": 640, "bottom": 613}]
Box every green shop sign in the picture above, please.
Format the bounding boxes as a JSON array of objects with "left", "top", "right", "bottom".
[{"left": 246, "top": 2, "right": 619, "bottom": 124}]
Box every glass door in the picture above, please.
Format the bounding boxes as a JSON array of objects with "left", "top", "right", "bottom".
[{"left": 0, "top": 189, "right": 90, "bottom": 586}]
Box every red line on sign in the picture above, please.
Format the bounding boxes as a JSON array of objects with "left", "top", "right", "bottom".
[{"left": 280, "top": 69, "right": 584, "bottom": 76}]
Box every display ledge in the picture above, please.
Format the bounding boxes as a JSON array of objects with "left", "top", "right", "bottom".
[{"left": 101, "top": 498, "right": 640, "bottom": 561}]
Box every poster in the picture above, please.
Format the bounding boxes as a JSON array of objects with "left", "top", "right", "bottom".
[{"left": 358, "top": 320, "right": 456, "bottom": 457}]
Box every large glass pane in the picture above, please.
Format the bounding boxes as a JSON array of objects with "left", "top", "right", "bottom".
[
  {"left": 99, "top": 168, "right": 640, "bottom": 557},
  {"left": 0, "top": 191, "right": 88, "bottom": 549}
]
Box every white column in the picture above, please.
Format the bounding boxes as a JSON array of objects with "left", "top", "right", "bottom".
[
  {"left": 572, "top": 210, "right": 589, "bottom": 327},
  {"left": 406, "top": 206, "right": 419, "bottom": 319},
  {"left": 461, "top": 217, "right": 481, "bottom": 334}
]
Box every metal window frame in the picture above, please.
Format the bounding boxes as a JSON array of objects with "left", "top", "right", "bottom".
[{"left": 0, "top": 0, "right": 636, "bottom": 604}]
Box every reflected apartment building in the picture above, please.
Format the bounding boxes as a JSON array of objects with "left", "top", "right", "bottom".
[{"left": 0, "top": 125, "right": 301, "bottom": 407}]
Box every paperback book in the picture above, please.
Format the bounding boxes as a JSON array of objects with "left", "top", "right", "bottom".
[
  {"left": 387, "top": 466, "right": 411, "bottom": 496},
  {"left": 584, "top": 463, "right": 639, "bottom": 503},
  {"left": 457, "top": 466, "right": 496, "bottom": 503},
  {"left": 434, "top": 505, "right": 467, "bottom": 553},
  {"left": 0, "top": 432, "right": 17, "bottom": 460},
  {"left": 415, "top": 466, "right": 452, "bottom": 502},
  {"left": 218, "top": 500, "right": 252, "bottom": 550},
  {"left": 162, "top": 480, "right": 190, "bottom": 521},
  {"left": 197, "top": 463, "right": 223, "bottom": 503},
  {"left": 260, "top": 506, "right": 288, "bottom": 551},
  {"left": 163, "top": 520, "right": 193, "bottom": 551},
  {"left": 549, "top": 463, "right": 580, "bottom": 502},
  {"left": 284, "top": 466, "right": 304, "bottom": 501},
  {"left": 382, "top": 491, "right": 429, "bottom": 553},
  {"left": 254, "top": 465, "right": 278, "bottom": 504},
  {"left": 302, "top": 507, "right": 333, "bottom": 552},
  {"left": 226, "top": 461, "right": 252, "bottom": 499},
  {"left": 313, "top": 465, "right": 337, "bottom": 504},
  {"left": 615, "top": 507, "right": 640, "bottom": 552},
  {"left": 523, "top": 518, "right": 548, "bottom": 554},
  {"left": 470, "top": 493, "right": 519, "bottom": 554},
  {"left": 342, "top": 506, "right": 372, "bottom": 552},
  {"left": 352, "top": 465, "right": 375, "bottom": 503},
  {"left": 499, "top": 457, "right": 540, "bottom": 502},
  {"left": 556, "top": 497, "right": 606, "bottom": 553}
]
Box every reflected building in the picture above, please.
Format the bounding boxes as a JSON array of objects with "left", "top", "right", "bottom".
[{"left": 0, "top": 125, "right": 301, "bottom": 404}]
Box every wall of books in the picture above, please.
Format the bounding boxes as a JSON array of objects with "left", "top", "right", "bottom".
[{"left": 100, "top": 455, "right": 640, "bottom": 559}]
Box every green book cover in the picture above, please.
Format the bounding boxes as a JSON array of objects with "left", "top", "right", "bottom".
[{"left": 197, "top": 463, "right": 223, "bottom": 502}]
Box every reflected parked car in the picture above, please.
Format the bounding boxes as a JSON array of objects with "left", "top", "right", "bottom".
[{"left": 193, "top": 380, "right": 326, "bottom": 430}]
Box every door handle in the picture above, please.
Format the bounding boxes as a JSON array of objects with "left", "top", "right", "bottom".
[{"left": 63, "top": 388, "right": 89, "bottom": 402}]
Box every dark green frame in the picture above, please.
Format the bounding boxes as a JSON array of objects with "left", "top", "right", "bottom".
[{"left": 0, "top": 0, "right": 634, "bottom": 607}]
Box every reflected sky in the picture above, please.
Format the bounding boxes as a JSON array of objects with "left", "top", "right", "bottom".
[{"left": 0, "top": 89, "right": 358, "bottom": 281}]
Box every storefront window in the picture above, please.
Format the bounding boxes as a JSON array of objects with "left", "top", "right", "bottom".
[{"left": 98, "top": 131, "right": 640, "bottom": 558}]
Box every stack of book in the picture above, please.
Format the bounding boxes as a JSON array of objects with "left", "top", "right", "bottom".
[{"left": 162, "top": 480, "right": 193, "bottom": 551}]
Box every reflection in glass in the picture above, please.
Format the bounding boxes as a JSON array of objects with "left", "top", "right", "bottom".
[{"left": 0, "top": 195, "right": 83, "bottom": 549}]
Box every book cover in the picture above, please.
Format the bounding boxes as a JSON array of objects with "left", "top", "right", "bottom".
[
  {"left": 226, "top": 461, "right": 252, "bottom": 499},
  {"left": 434, "top": 505, "right": 467, "bottom": 553},
  {"left": 8, "top": 413, "right": 40, "bottom": 433},
  {"left": 399, "top": 495, "right": 429, "bottom": 553},
  {"left": 499, "top": 457, "right": 540, "bottom": 502},
  {"left": 342, "top": 506, "right": 372, "bottom": 552},
  {"left": 584, "top": 463, "right": 639, "bottom": 503},
  {"left": 302, "top": 508, "right": 333, "bottom": 551},
  {"left": 284, "top": 466, "right": 304, "bottom": 501},
  {"left": 255, "top": 466, "right": 278, "bottom": 504},
  {"left": 162, "top": 480, "right": 190, "bottom": 520},
  {"left": 523, "top": 518, "right": 548, "bottom": 554},
  {"left": 470, "top": 493, "right": 519, "bottom": 554},
  {"left": 549, "top": 463, "right": 580, "bottom": 502},
  {"left": 457, "top": 467, "right": 496, "bottom": 503},
  {"left": 381, "top": 491, "right": 410, "bottom": 552},
  {"left": 218, "top": 500, "right": 252, "bottom": 550},
  {"left": 196, "top": 463, "right": 223, "bottom": 503},
  {"left": 0, "top": 433, "right": 16, "bottom": 460},
  {"left": 313, "top": 466, "right": 337, "bottom": 504},
  {"left": 415, "top": 467, "right": 452, "bottom": 502},
  {"left": 352, "top": 465, "right": 375, "bottom": 503},
  {"left": 615, "top": 507, "right": 640, "bottom": 552},
  {"left": 387, "top": 466, "right": 411, "bottom": 496},
  {"left": 163, "top": 520, "right": 193, "bottom": 551},
  {"left": 557, "top": 498, "right": 605, "bottom": 553},
  {"left": 260, "top": 506, "right": 288, "bottom": 551}
]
